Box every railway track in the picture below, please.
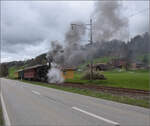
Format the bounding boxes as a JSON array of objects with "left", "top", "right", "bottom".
[{"left": 59, "top": 82, "right": 150, "bottom": 95}]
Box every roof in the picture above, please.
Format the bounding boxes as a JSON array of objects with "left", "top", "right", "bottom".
[
  {"left": 95, "top": 63, "right": 107, "bottom": 65},
  {"left": 17, "top": 64, "right": 76, "bottom": 72},
  {"left": 17, "top": 69, "right": 24, "bottom": 72},
  {"left": 23, "top": 64, "right": 47, "bottom": 70},
  {"left": 61, "top": 65, "right": 76, "bottom": 71},
  {"left": 62, "top": 68, "right": 76, "bottom": 71},
  {"left": 17, "top": 64, "right": 47, "bottom": 72}
]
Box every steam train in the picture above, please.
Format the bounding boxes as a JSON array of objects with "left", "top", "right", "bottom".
[
  {"left": 16, "top": 64, "right": 50, "bottom": 81},
  {"left": 15, "top": 63, "right": 76, "bottom": 81}
]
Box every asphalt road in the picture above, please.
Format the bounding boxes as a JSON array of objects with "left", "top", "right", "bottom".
[{"left": 0, "top": 78, "right": 150, "bottom": 126}]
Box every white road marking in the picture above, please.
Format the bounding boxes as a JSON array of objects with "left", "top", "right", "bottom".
[
  {"left": 32, "top": 90, "right": 41, "bottom": 96},
  {"left": 22, "top": 86, "right": 28, "bottom": 88},
  {"left": 0, "top": 92, "right": 11, "bottom": 126},
  {"left": 72, "top": 107, "right": 120, "bottom": 126}
]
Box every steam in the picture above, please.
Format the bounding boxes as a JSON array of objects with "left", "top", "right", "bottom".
[
  {"left": 46, "top": 1, "right": 129, "bottom": 83},
  {"left": 92, "top": 1, "right": 128, "bottom": 42},
  {"left": 47, "top": 62, "right": 64, "bottom": 84}
]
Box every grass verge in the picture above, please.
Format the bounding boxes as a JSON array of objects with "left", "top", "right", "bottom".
[
  {"left": 0, "top": 99, "right": 4, "bottom": 126},
  {"left": 20, "top": 79, "right": 150, "bottom": 108}
]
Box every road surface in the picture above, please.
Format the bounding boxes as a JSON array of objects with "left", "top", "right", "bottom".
[{"left": 0, "top": 78, "right": 150, "bottom": 126}]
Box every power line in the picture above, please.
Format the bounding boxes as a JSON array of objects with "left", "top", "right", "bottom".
[{"left": 128, "top": 8, "right": 149, "bottom": 18}]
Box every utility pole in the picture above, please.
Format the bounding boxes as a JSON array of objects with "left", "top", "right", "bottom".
[
  {"left": 71, "top": 18, "right": 93, "bottom": 80},
  {"left": 89, "top": 19, "right": 93, "bottom": 81}
]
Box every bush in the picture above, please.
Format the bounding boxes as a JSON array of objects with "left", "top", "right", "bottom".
[{"left": 82, "top": 71, "right": 106, "bottom": 80}]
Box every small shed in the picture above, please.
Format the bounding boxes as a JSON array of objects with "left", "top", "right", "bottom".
[
  {"left": 14, "top": 72, "right": 18, "bottom": 78},
  {"left": 61, "top": 67, "right": 76, "bottom": 79}
]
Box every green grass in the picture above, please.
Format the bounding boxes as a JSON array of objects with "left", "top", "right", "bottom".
[
  {"left": 18, "top": 79, "right": 150, "bottom": 108},
  {"left": 66, "top": 70, "right": 149, "bottom": 91},
  {"left": 0, "top": 100, "right": 4, "bottom": 126},
  {"left": 8, "top": 66, "right": 23, "bottom": 79},
  {"left": 8, "top": 67, "right": 17, "bottom": 78}
]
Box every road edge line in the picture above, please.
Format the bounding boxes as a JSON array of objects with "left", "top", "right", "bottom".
[
  {"left": 32, "top": 90, "right": 41, "bottom": 96},
  {"left": 72, "top": 106, "right": 120, "bottom": 126},
  {"left": 0, "top": 92, "right": 11, "bottom": 126}
]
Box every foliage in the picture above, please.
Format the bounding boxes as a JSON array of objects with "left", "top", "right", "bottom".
[
  {"left": 8, "top": 67, "right": 17, "bottom": 78},
  {"left": 136, "top": 53, "right": 150, "bottom": 65},
  {"left": 82, "top": 70, "right": 106, "bottom": 80},
  {"left": 8, "top": 66, "right": 24, "bottom": 78},
  {"left": 0, "top": 63, "right": 8, "bottom": 77},
  {"left": 142, "top": 55, "right": 149, "bottom": 65}
]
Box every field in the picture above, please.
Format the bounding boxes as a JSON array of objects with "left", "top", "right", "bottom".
[
  {"left": 66, "top": 69, "right": 149, "bottom": 91},
  {"left": 8, "top": 65, "right": 149, "bottom": 91}
]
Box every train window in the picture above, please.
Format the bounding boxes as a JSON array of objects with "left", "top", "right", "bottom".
[{"left": 63, "top": 71, "right": 66, "bottom": 75}]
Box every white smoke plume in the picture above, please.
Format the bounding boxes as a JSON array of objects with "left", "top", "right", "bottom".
[{"left": 47, "top": 62, "right": 64, "bottom": 84}]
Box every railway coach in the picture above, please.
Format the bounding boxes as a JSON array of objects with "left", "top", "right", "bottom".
[{"left": 17, "top": 64, "right": 49, "bottom": 81}]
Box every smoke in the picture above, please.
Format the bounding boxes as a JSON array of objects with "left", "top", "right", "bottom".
[
  {"left": 65, "top": 21, "right": 86, "bottom": 46},
  {"left": 92, "top": 1, "right": 128, "bottom": 42},
  {"left": 46, "top": 1, "right": 129, "bottom": 68},
  {"left": 47, "top": 62, "right": 64, "bottom": 84},
  {"left": 61, "top": 21, "right": 87, "bottom": 66}
]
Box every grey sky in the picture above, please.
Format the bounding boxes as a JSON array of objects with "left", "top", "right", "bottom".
[{"left": 1, "top": 1, "right": 149, "bottom": 62}]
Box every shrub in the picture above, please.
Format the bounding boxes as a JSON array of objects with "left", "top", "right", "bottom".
[{"left": 82, "top": 71, "right": 106, "bottom": 80}]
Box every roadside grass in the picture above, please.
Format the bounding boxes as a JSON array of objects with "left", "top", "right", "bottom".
[
  {"left": 19, "top": 79, "right": 150, "bottom": 108},
  {"left": 0, "top": 100, "right": 4, "bottom": 126},
  {"left": 66, "top": 70, "right": 149, "bottom": 91}
]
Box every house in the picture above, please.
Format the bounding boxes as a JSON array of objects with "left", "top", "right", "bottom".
[
  {"left": 131, "top": 62, "right": 145, "bottom": 69},
  {"left": 109, "top": 58, "right": 127, "bottom": 68},
  {"left": 94, "top": 63, "right": 109, "bottom": 71},
  {"left": 61, "top": 67, "right": 76, "bottom": 79}
]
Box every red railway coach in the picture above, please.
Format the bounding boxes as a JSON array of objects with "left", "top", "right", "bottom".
[
  {"left": 23, "top": 64, "right": 49, "bottom": 81},
  {"left": 24, "top": 69, "right": 35, "bottom": 79},
  {"left": 23, "top": 65, "right": 42, "bottom": 80}
]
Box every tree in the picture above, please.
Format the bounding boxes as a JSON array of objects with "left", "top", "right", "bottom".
[
  {"left": 123, "top": 45, "right": 132, "bottom": 71},
  {"left": 143, "top": 55, "right": 149, "bottom": 66},
  {"left": 0, "top": 63, "right": 8, "bottom": 77}
]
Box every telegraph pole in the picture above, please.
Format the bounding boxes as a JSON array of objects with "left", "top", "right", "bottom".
[
  {"left": 89, "top": 19, "right": 93, "bottom": 81},
  {"left": 71, "top": 18, "right": 93, "bottom": 80}
]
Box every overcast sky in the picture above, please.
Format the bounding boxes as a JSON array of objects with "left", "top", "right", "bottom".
[{"left": 1, "top": 1, "right": 149, "bottom": 62}]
